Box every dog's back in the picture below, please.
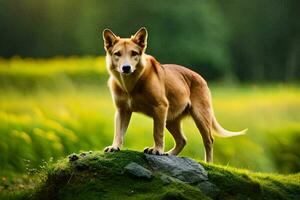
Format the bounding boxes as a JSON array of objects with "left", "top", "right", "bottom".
[{"left": 159, "top": 63, "right": 209, "bottom": 120}]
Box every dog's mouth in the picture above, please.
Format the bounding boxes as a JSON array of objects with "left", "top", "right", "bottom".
[
  {"left": 122, "top": 70, "right": 131, "bottom": 74},
  {"left": 116, "top": 68, "right": 135, "bottom": 75},
  {"left": 121, "top": 71, "right": 135, "bottom": 75}
]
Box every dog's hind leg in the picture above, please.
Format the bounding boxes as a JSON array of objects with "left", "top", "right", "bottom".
[
  {"left": 166, "top": 118, "right": 187, "bottom": 155},
  {"left": 190, "top": 101, "right": 214, "bottom": 162}
]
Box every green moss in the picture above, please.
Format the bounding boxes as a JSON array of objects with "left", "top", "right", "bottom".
[
  {"left": 202, "top": 162, "right": 300, "bottom": 200},
  {"left": 3, "top": 150, "right": 300, "bottom": 200},
  {"left": 30, "top": 150, "right": 207, "bottom": 200}
]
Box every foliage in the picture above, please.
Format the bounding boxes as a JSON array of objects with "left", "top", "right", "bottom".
[
  {"left": 0, "top": 0, "right": 299, "bottom": 81},
  {"left": 0, "top": 56, "right": 107, "bottom": 91},
  {"left": 266, "top": 124, "right": 300, "bottom": 173}
]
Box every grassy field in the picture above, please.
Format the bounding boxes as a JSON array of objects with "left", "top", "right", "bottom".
[{"left": 0, "top": 57, "right": 299, "bottom": 183}]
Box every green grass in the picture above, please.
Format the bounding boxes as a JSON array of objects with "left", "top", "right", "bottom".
[
  {"left": 1, "top": 150, "right": 299, "bottom": 200},
  {"left": 0, "top": 57, "right": 299, "bottom": 180}
]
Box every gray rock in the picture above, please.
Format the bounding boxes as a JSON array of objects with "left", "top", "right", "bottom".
[
  {"left": 145, "top": 154, "right": 208, "bottom": 183},
  {"left": 160, "top": 174, "right": 183, "bottom": 185},
  {"left": 124, "top": 162, "right": 152, "bottom": 179},
  {"left": 160, "top": 174, "right": 172, "bottom": 185},
  {"left": 197, "top": 181, "right": 220, "bottom": 199}
]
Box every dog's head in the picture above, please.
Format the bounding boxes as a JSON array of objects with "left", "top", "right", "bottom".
[{"left": 102, "top": 27, "right": 148, "bottom": 75}]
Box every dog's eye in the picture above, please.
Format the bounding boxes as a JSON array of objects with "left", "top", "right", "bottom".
[
  {"left": 131, "top": 51, "right": 139, "bottom": 57},
  {"left": 113, "top": 51, "right": 121, "bottom": 57}
]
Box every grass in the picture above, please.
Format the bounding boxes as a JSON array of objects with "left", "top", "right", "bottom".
[
  {"left": 0, "top": 56, "right": 108, "bottom": 91},
  {"left": 0, "top": 57, "right": 299, "bottom": 183},
  {"left": 1, "top": 150, "right": 299, "bottom": 200}
]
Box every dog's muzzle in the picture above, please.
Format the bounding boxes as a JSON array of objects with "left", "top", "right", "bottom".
[{"left": 122, "top": 65, "right": 131, "bottom": 74}]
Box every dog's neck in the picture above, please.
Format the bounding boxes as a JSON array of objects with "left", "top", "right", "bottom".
[{"left": 109, "top": 54, "right": 150, "bottom": 93}]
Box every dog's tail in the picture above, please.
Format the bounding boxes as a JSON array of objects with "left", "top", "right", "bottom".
[{"left": 212, "top": 115, "right": 247, "bottom": 137}]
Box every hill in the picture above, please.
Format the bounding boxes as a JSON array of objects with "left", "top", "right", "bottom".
[{"left": 1, "top": 150, "right": 300, "bottom": 200}]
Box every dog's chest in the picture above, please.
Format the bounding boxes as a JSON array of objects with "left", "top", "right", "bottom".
[{"left": 126, "top": 94, "right": 153, "bottom": 116}]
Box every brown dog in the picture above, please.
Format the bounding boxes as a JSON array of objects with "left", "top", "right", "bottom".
[{"left": 102, "top": 27, "right": 246, "bottom": 162}]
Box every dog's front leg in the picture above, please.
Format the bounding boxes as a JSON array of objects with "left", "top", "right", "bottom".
[
  {"left": 144, "top": 104, "right": 168, "bottom": 155},
  {"left": 104, "top": 108, "right": 132, "bottom": 152}
]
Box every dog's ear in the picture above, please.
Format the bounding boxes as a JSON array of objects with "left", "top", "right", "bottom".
[
  {"left": 102, "top": 29, "right": 119, "bottom": 50},
  {"left": 131, "top": 27, "right": 148, "bottom": 50}
]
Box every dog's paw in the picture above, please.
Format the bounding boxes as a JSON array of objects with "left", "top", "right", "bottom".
[
  {"left": 165, "top": 150, "right": 176, "bottom": 156},
  {"left": 104, "top": 146, "right": 120, "bottom": 153},
  {"left": 143, "top": 147, "right": 165, "bottom": 155}
]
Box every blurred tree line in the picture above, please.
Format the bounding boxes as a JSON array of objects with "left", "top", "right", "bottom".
[{"left": 0, "top": 0, "right": 299, "bottom": 81}]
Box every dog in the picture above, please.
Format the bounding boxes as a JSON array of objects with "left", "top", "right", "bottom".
[{"left": 102, "top": 27, "right": 246, "bottom": 162}]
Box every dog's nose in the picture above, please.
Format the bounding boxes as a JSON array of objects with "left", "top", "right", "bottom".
[{"left": 122, "top": 65, "right": 131, "bottom": 73}]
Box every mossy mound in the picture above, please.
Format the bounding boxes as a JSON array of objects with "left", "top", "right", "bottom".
[{"left": 3, "top": 150, "right": 300, "bottom": 200}]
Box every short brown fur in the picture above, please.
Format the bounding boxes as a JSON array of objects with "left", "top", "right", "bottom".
[{"left": 102, "top": 27, "right": 246, "bottom": 162}]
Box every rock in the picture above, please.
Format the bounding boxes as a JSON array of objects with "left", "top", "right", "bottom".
[
  {"left": 160, "top": 174, "right": 172, "bottom": 185},
  {"left": 160, "top": 174, "right": 183, "bottom": 185},
  {"left": 124, "top": 162, "right": 152, "bottom": 179},
  {"left": 145, "top": 154, "right": 208, "bottom": 183},
  {"left": 197, "top": 181, "right": 220, "bottom": 199}
]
